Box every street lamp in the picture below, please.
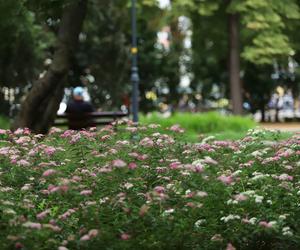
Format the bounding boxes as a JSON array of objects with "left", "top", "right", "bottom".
[{"left": 130, "top": 0, "right": 140, "bottom": 124}]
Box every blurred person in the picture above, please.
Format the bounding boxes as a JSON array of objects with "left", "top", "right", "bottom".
[
  {"left": 66, "top": 86, "right": 94, "bottom": 113},
  {"left": 65, "top": 86, "right": 95, "bottom": 130}
]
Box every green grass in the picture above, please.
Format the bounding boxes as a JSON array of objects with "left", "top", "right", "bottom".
[{"left": 140, "top": 112, "right": 257, "bottom": 141}]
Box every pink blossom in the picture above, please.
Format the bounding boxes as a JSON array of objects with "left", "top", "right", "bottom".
[
  {"left": 21, "top": 184, "right": 32, "bottom": 191},
  {"left": 59, "top": 209, "right": 77, "bottom": 220},
  {"left": 226, "top": 243, "right": 236, "bottom": 250},
  {"left": 15, "top": 242, "right": 24, "bottom": 249},
  {"left": 128, "top": 162, "right": 137, "bottom": 170},
  {"left": 44, "top": 146, "right": 56, "bottom": 156},
  {"left": 70, "top": 133, "right": 81, "bottom": 144},
  {"left": 112, "top": 159, "right": 127, "bottom": 168},
  {"left": 148, "top": 124, "right": 160, "bottom": 128},
  {"left": 239, "top": 160, "right": 254, "bottom": 168},
  {"left": 217, "top": 175, "right": 234, "bottom": 185},
  {"left": 88, "top": 229, "right": 99, "bottom": 238},
  {"left": 203, "top": 156, "right": 218, "bottom": 165},
  {"left": 58, "top": 247, "right": 69, "bottom": 250},
  {"left": 128, "top": 152, "right": 139, "bottom": 158},
  {"left": 169, "top": 124, "right": 185, "bottom": 133},
  {"left": 0, "top": 147, "right": 9, "bottom": 155},
  {"left": 80, "top": 190, "right": 93, "bottom": 196},
  {"left": 28, "top": 149, "right": 38, "bottom": 156},
  {"left": 16, "top": 159, "right": 30, "bottom": 167},
  {"left": 80, "top": 234, "right": 90, "bottom": 241},
  {"left": 259, "top": 221, "right": 273, "bottom": 228},
  {"left": 137, "top": 154, "right": 148, "bottom": 161},
  {"left": 59, "top": 185, "right": 69, "bottom": 193},
  {"left": 36, "top": 209, "right": 50, "bottom": 220},
  {"left": 186, "top": 202, "right": 196, "bottom": 208},
  {"left": 61, "top": 130, "right": 73, "bottom": 138},
  {"left": 43, "top": 224, "right": 61, "bottom": 232},
  {"left": 42, "top": 169, "right": 57, "bottom": 177},
  {"left": 22, "top": 221, "right": 42, "bottom": 229},
  {"left": 15, "top": 136, "right": 31, "bottom": 144},
  {"left": 139, "top": 204, "right": 150, "bottom": 217},
  {"left": 49, "top": 127, "right": 62, "bottom": 134},
  {"left": 214, "top": 141, "right": 230, "bottom": 147},
  {"left": 14, "top": 128, "right": 25, "bottom": 135},
  {"left": 100, "top": 135, "right": 111, "bottom": 141},
  {"left": 0, "top": 129, "right": 7, "bottom": 134},
  {"left": 139, "top": 137, "right": 154, "bottom": 147},
  {"left": 169, "top": 162, "right": 181, "bottom": 169},
  {"left": 109, "top": 148, "right": 118, "bottom": 154},
  {"left": 278, "top": 174, "right": 293, "bottom": 181},
  {"left": 126, "top": 127, "right": 138, "bottom": 133},
  {"left": 197, "top": 191, "right": 208, "bottom": 197},
  {"left": 194, "top": 164, "right": 204, "bottom": 173},
  {"left": 154, "top": 186, "right": 165, "bottom": 193},
  {"left": 211, "top": 234, "right": 223, "bottom": 242},
  {"left": 120, "top": 233, "right": 131, "bottom": 240},
  {"left": 234, "top": 194, "right": 248, "bottom": 202},
  {"left": 242, "top": 218, "right": 250, "bottom": 224}
]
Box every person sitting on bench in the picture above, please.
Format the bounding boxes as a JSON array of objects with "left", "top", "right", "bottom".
[{"left": 65, "top": 86, "right": 95, "bottom": 130}]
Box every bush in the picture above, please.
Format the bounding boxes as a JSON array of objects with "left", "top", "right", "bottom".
[
  {"left": 0, "top": 125, "right": 299, "bottom": 249},
  {"left": 0, "top": 115, "right": 10, "bottom": 129},
  {"left": 140, "top": 112, "right": 256, "bottom": 134}
]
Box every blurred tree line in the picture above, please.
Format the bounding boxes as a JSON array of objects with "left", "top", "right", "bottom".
[{"left": 0, "top": 0, "right": 300, "bottom": 132}]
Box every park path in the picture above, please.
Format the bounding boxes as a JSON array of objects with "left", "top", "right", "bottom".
[{"left": 260, "top": 123, "right": 300, "bottom": 132}]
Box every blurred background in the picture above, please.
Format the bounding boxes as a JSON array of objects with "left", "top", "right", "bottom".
[{"left": 1, "top": 0, "right": 300, "bottom": 132}]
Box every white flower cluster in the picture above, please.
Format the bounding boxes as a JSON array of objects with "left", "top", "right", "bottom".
[
  {"left": 201, "top": 136, "right": 215, "bottom": 143},
  {"left": 220, "top": 214, "right": 241, "bottom": 223},
  {"left": 162, "top": 208, "right": 175, "bottom": 217},
  {"left": 194, "top": 219, "right": 206, "bottom": 228},
  {"left": 282, "top": 226, "right": 293, "bottom": 236},
  {"left": 239, "top": 190, "right": 265, "bottom": 204},
  {"left": 227, "top": 199, "right": 238, "bottom": 205},
  {"left": 251, "top": 172, "right": 270, "bottom": 181}
]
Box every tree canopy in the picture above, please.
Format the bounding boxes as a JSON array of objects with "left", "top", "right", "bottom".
[{"left": 1, "top": 0, "right": 300, "bottom": 130}]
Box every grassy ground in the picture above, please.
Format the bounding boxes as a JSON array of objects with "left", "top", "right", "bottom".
[
  {"left": 140, "top": 112, "right": 257, "bottom": 142},
  {"left": 140, "top": 112, "right": 256, "bottom": 133}
]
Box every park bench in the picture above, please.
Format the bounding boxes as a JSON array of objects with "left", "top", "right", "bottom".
[{"left": 53, "top": 111, "right": 128, "bottom": 129}]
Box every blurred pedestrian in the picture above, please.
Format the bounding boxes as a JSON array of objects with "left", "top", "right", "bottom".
[{"left": 65, "top": 86, "right": 95, "bottom": 129}]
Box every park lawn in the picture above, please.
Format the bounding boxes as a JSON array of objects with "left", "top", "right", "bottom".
[
  {"left": 140, "top": 112, "right": 257, "bottom": 133},
  {"left": 140, "top": 112, "right": 294, "bottom": 142},
  {"left": 0, "top": 124, "right": 299, "bottom": 249}
]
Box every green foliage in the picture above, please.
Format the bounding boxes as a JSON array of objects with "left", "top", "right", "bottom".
[
  {"left": 233, "top": 0, "right": 300, "bottom": 64},
  {"left": 0, "top": 126, "right": 299, "bottom": 249},
  {"left": 0, "top": 115, "right": 10, "bottom": 129},
  {"left": 0, "top": 1, "right": 54, "bottom": 86}
]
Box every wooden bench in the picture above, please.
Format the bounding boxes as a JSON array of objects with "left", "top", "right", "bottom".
[{"left": 53, "top": 111, "right": 128, "bottom": 129}]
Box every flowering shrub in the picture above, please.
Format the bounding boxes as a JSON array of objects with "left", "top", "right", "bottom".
[{"left": 0, "top": 125, "right": 299, "bottom": 250}]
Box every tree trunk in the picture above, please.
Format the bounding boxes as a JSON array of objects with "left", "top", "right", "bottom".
[
  {"left": 12, "top": 0, "right": 88, "bottom": 134},
  {"left": 229, "top": 13, "right": 243, "bottom": 115},
  {"left": 260, "top": 102, "right": 266, "bottom": 122},
  {"left": 167, "top": 18, "right": 182, "bottom": 105}
]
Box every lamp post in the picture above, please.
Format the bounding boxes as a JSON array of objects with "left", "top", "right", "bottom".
[{"left": 131, "top": 0, "right": 139, "bottom": 124}]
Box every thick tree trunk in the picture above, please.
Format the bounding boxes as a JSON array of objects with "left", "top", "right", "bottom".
[
  {"left": 12, "top": 0, "right": 88, "bottom": 134},
  {"left": 229, "top": 13, "right": 243, "bottom": 115}
]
